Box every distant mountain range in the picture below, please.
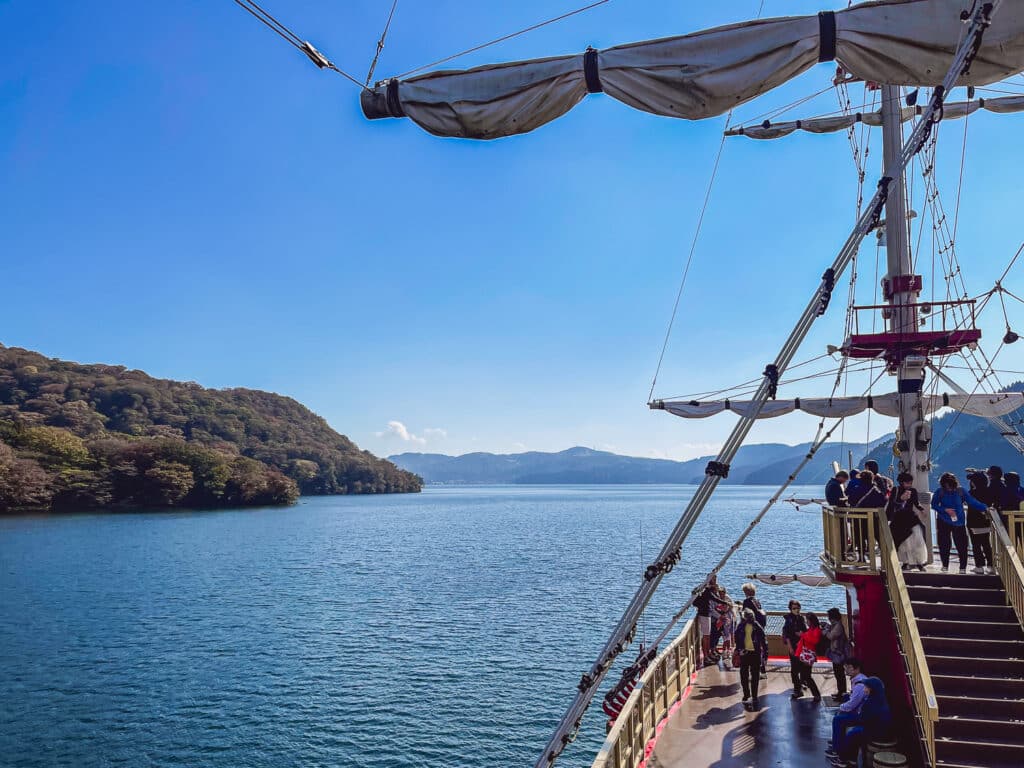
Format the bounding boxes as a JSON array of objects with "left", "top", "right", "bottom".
[
  {"left": 394, "top": 382, "right": 1024, "bottom": 486},
  {"left": 390, "top": 441, "right": 886, "bottom": 486}
]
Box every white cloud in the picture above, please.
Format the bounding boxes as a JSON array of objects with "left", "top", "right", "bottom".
[
  {"left": 376, "top": 420, "right": 426, "bottom": 445},
  {"left": 375, "top": 421, "right": 448, "bottom": 446}
]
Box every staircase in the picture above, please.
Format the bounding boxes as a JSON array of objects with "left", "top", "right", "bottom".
[{"left": 904, "top": 570, "right": 1024, "bottom": 768}]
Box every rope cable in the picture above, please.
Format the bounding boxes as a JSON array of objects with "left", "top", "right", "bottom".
[
  {"left": 232, "top": 0, "right": 369, "bottom": 89},
  {"left": 393, "top": 0, "right": 613, "bottom": 80},
  {"left": 365, "top": 0, "right": 399, "bottom": 86}
]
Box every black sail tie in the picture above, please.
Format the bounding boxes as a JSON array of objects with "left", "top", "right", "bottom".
[
  {"left": 818, "top": 11, "right": 837, "bottom": 63},
  {"left": 583, "top": 47, "right": 602, "bottom": 94}
]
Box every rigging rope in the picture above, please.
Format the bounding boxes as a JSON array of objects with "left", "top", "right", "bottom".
[
  {"left": 365, "top": 0, "right": 399, "bottom": 86},
  {"left": 647, "top": 114, "right": 731, "bottom": 403},
  {"left": 392, "top": 0, "right": 613, "bottom": 81},
  {"left": 232, "top": 0, "right": 368, "bottom": 89}
]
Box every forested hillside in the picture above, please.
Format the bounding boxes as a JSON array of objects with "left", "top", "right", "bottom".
[{"left": 0, "top": 345, "right": 420, "bottom": 512}]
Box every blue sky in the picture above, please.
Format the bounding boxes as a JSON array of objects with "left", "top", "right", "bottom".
[{"left": 3, "top": 0, "right": 1024, "bottom": 461}]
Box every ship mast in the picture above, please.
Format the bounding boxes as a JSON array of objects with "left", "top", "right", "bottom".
[{"left": 879, "top": 84, "right": 931, "bottom": 503}]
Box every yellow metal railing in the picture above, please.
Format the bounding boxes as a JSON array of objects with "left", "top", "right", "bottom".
[
  {"left": 990, "top": 512, "right": 1024, "bottom": 632},
  {"left": 821, "top": 506, "right": 880, "bottom": 574},
  {"left": 875, "top": 508, "right": 939, "bottom": 767},
  {"left": 591, "top": 618, "right": 701, "bottom": 768}
]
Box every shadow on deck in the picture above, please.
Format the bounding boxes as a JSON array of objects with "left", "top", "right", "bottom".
[{"left": 650, "top": 665, "right": 835, "bottom": 768}]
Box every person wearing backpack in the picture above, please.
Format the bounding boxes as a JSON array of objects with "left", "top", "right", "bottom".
[
  {"left": 931, "top": 472, "right": 987, "bottom": 573},
  {"left": 793, "top": 612, "right": 822, "bottom": 701},
  {"left": 824, "top": 607, "right": 853, "bottom": 702}
]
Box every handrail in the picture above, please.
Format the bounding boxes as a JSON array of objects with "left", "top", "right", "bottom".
[
  {"left": 821, "top": 506, "right": 880, "bottom": 575},
  {"left": 876, "top": 509, "right": 939, "bottom": 768},
  {"left": 990, "top": 512, "right": 1024, "bottom": 632},
  {"left": 591, "top": 608, "right": 841, "bottom": 768},
  {"left": 591, "top": 618, "right": 701, "bottom": 768}
]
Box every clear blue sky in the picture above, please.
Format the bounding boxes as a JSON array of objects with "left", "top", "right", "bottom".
[{"left": 3, "top": 0, "right": 1024, "bottom": 461}]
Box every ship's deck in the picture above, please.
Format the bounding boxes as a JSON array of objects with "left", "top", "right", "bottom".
[{"left": 650, "top": 664, "right": 834, "bottom": 768}]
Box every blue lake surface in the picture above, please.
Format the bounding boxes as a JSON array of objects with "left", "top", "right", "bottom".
[{"left": 0, "top": 485, "right": 840, "bottom": 767}]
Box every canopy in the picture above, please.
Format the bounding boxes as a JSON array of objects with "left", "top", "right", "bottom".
[
  {"left": 652, "top": 392, "right": 1024, "bottom": 420},
  {"left": 361, "top": 0, "right": 1024, "bottom": 139},
  {"left": 726, "top": 95, "right": 1024, "bottom": 139}
]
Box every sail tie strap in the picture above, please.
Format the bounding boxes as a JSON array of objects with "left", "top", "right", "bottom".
[
  {"left": 583, "top": 47, "right": 603, "bottom": 93},
  {"left": 818, "top": 11, "right": 837, "bottom": 63}
]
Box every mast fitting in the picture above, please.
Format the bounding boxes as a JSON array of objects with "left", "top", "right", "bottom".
[{"left": 705, "top": 461, "right": 730, "bottom": 478}]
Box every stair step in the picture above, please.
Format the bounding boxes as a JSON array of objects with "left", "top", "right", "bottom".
[
  {"left": 938, "top": 694, "right": 1024, "bottom": 720},
  {"left": 935, "top": 737, "right": 1024, "bottom": 766},
  {"left": 908, "top": 584, "right": 1008, "bottom": 605},
  {"left": 938, "top": 716, "right": 1024, "bottom": 744},
  {"left": 916, "top": 618, "right": 1024, "bottom": 641},
  {"left": 929, "top": 655, "right": 1024, "bottom": 678},
  {"left": 913, "top": 602, "right": 1018, "bottom": 622},
  {"left": 923, "top": 636, "right": 1024, "bottom": 658},
  {"left": 931, "top": 673, "right": 1024, "bottom": 697},
  {"left": 904, "top": 571, "right": 1002, "bottom": 589}
]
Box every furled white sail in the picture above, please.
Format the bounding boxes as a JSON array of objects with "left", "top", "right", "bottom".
[
  {"left": 727, "top": 95, "right": 1024, "bottom": 139},
  {"left": 746, "top": 573, "right": 833, "bottom": 587},
  {"left": 653, "top": 392, "right": 1024, "bottom": 420},
  {"left": 361, "top": 0, "right": 1024, "bottom": 139}
]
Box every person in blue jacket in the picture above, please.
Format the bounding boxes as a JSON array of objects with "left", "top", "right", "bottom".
[
  {"left": 829, "top": 676, "right": 893, "bottom": 767},
  {"left": 931, "top": 472, "right": 987, "bottom": 573}
]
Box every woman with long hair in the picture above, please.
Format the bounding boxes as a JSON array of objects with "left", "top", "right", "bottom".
[{"left": 886, "top": 472, "right": 928, "bottom": 571}]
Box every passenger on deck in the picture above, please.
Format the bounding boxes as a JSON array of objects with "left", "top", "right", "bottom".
[
  {"left": 845, "top": 469, "right": 866, "bottom": 505},
  {"left": 781, "top": 600, "right": 807, "bottom": 698},
  {"left": 692, "top": 574, "right": 720, "bottom": 665},
  {"left": 863, "top": 460, "right": 893, "bottom": 496},
  {"left": 734, "top": 608, "right": 767, "bottom": 710},
  {"left": 740, "top": 583, "right": 767, "bottom": 628},
  {"left": 826, "top": 658, "right": 868, "bottom": 762},
  {"left": 997, "top": 471, "right": 1024, "bottom": 528},
  {"left": 824, "top": 607, "right": 853, "bottom": 702},
  {"left": 987, "top": 465, "right": 1007, "bottom": 500},
  {"left": 826, "top": 470, "right": 849, "bottom": 507},
  {"left": 886, "top": 472, "right": 928, "bottom": 571},
  {"left": 829, "top": 677, "right": 892, "bottom": 768},
  {"left": 711, "top": 584, "right": 736, "bottom": 667},
  {"left": 793, "top": 612, "right": 822, "bottom": 701},
  {"left": 853, "top": 470, "right": 887, "bottom": 560},
  {"left": 931, "top": 472, "right": 986, "bottom": 574},
  {"left": 967, "top": 472, "right": 995, "bottom": 575}
]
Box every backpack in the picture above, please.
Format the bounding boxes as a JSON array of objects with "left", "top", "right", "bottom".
[{"left": 816, "top": 623, "right": 832, "bottom": 655}]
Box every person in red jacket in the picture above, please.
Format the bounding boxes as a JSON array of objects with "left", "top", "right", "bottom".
[{"left": 793, "top": 612, "right": 822, "bottom": 701}]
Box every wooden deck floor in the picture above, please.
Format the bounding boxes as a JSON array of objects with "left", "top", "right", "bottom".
[{"left": 650, "top": 665, "right": 836, "bottom": 768}]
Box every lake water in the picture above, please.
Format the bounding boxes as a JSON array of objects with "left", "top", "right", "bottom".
[{"left": 0, "top": 485, "right": 840, "bottom": 768}]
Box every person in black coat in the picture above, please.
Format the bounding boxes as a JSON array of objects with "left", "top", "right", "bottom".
[
  {"left": 826, "top": 470, "right": 850, "bottom": 507},
  {"left": 853, "top": 470, "right": 887, "bottom": 560},
  {"left": 782, "top": 599, "right": 807, "bottom": 697},
  {"left": 967, "top": 472, "right": 995, "bottom": 574},
  {"left": 886, "top": 472, "right": 928, "bottom": 570},
  {"left": 734, "top": 608, "right": 768, "bottom": 709}
]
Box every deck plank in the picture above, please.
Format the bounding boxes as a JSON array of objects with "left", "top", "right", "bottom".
[{"left": 650, "top": 666, "right": 835, "bottom": 768}]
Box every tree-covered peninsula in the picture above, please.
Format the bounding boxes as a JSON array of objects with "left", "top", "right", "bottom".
[{"left": 0, "top": 345, "right": 421, "bottom": 513}]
